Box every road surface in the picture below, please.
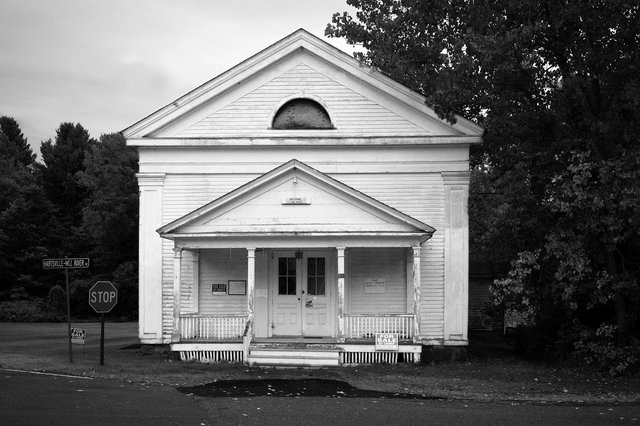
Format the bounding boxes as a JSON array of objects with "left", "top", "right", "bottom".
[{"left": 1, "top": 369, "right": 638, "bottom": 425}]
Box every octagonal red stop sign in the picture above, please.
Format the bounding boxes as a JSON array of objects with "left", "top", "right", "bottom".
[{"left": 89, "top": 281, "right": 118, "bottom": 313}]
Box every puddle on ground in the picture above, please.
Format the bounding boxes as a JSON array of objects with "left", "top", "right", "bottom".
[{"left": 178, "top": 378, "right": 437, "bottom": 399}]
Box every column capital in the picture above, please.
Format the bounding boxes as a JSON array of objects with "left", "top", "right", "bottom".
[
  {"left": 441, "top": 171, "right": 470, "bottom": 186},
  {"left": 136, "top": 173, "right": 166, "bottom": 186}
]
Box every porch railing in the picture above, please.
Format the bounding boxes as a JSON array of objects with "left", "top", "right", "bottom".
[
  {"left": 344, "top": 314, "right": 414, "bottom": 340},
  {"left": 179, "top": 314, "right": 248, "bottom": 341}
]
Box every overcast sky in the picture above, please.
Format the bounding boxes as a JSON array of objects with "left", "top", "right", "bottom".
[{"left": 0, "top": 0, "right": 357, "bottom": 156}]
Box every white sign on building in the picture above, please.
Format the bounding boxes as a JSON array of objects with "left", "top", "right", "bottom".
[{"left": 364, "top": 278, "right": 386, "bottom": 294}]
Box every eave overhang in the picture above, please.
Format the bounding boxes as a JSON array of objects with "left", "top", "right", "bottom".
[{"left": 127, "top": 134, "right": 482, "bottom": 147}]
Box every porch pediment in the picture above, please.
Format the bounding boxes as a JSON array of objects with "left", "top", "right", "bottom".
[{"left": 158, "top": 159, "right": 434, "bottom": 240}]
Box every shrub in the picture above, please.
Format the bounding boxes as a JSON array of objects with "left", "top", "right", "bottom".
[
  {"left": 574, "top": 324, "right": 640, "bottom": 376},
  {"left": 112, "top": 261, "right": 138, "bottom": 320},
  {"left": 0, "top": 298, "right": 64, "bottom": 322},
  {"left": 46, "top": 285, "right": 66, "bottom": 315}
]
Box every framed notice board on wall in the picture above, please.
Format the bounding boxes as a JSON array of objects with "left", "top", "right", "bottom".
[{"left": 228, "top": 280, "right": 246, "bottom": 295}]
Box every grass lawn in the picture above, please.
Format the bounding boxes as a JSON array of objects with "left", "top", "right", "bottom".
[{"left": 0, "top": 322, "right": 638, "bottom": 403}]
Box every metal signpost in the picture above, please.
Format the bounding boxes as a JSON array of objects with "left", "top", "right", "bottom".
[
  {"left": 89, "top": 281, "right": 118, "bottom": 365},
  {"left": 42, "top": 257, "right": 90, "bottom": 363}
]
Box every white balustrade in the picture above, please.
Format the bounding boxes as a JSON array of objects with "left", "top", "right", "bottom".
[
  {"left": 344, "top": 314, "right": 414, "bottom": 340},
  {"left": 179, "top": 314, "right": 248, "bottom": 341}
]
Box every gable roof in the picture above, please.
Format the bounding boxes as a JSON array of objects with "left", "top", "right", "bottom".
[
  {"left": 123, "top": 29, "right": 482, "bottom": 143},
  {"left": 158, "top": 159, "right": 435, "bottom": 239}
]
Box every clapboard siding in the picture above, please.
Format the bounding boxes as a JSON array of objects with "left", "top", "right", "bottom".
[
  {"left": 180, "top": 250, "right": 196, "bottom": 313},
  {"left": 337, "top": 173, "right": 445, "bottom": 338},
  {"left": 182, "top": 175, "right": 418, "bottom": 233},
  {"left": 198, "top": 249, "right": 247, "bottom": 314},
  {"left": 178, "top": 64, "right": 426, "bottom": 137},
  {"left": 347, "top": 248, "right": 407, "bottom": 313}
]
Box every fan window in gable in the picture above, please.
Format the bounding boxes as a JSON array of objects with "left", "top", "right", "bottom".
[{"left": 272, "top": 99, "right": 333, "bottom": 129}]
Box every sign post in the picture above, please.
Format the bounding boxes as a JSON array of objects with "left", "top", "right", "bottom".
[
  {"left": 89, "top": 281, "right": 118, "bottom": 365},
  {"left": 43, "top": 257, "right": 90, "bottom": 363}
]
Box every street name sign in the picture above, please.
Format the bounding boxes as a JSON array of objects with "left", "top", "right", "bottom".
[
  {"left": 43, "top": 258, "right": 90, "bottom": 269},
  {"left": 89, "top": 281, "right": 118, "bottom": 313}
]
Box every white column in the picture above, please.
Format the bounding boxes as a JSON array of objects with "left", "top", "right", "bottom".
[
  {"left": 136, "top": 173, "right": 165, "bottom": 344},
  {"left": 412, "top": 246, "right": 421, "bottom": 343},
  {"left": 172, "top": 246, "right": 183, "bottom": 343},
  {"left": 191, "top": 250, "right": 199, "bottom": 314},
  {"left": 247, "top": 248, "right": 256, "bottom": 326},
  {"left": 442, "top": 171, "right": 470, "bottom": 343},
  {"left": 337, "top": 247, "right": 345, "bottom": 342}
]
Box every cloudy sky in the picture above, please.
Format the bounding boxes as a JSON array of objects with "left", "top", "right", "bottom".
[{"left": 0, "top": 0, "right": 357, "bottom": 155}]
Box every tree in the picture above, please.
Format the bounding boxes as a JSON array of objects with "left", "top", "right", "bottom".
[
  {"left": 77, "top": 133, "right": 138, "bottom": 274},
  {"left": 327, "top": 0, "right": 640, "bottom": 366},
  {"left": 37, "top": 122, "right": 96, "bottom": 256},
  {"left": 0, "top": 116, "right": 35, "bottom": 168},
  {"left": 0, "top": 118, "right": 50, "bottom": 298}
]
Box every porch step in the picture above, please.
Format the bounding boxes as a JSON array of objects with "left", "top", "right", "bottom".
[{"left": 248, "top": 347, "right": 340, "bottom": 367}]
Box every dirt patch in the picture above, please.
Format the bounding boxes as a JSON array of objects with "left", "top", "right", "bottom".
[{"left": 1, "top": 323, "right": 639, "bottom": 403}]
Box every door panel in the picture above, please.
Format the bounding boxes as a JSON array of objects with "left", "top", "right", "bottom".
[
  {"left": 302, "top": 256, "right": 331, "bottom": 336},
  {"left": 273, "top": 256, "right": 301, "bottom": 335},
  {"left": 271, "top": 251, "right": 333, "bottom": 337}
]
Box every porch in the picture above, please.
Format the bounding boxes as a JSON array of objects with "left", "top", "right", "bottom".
[
  {"left": 158, "top": 160, "right": 436, "bottom": 365},
  {"left": 171, "top": 312, "right": 422, "bottom": 366}
]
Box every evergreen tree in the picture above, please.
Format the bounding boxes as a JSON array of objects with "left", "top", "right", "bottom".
[
  {"left": 0, "top": 116, "right": 35, "bottom": 168},
  {"left": 77, "top": 132, "right": 138, "bottom": 274},
  {"left": 0, "top": 118, "right": 49, "bottom": 298},
  {"left": 37, "top": 122, "right": 96, "bottom": 257}
]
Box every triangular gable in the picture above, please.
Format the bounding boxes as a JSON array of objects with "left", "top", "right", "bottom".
[
  {"left": 123, "top": 29, "right": 482, "bottom": 141},
  {"left": 172, "top": 63, "right": 428, "bottom": 138},
  {"left": 158, "top": 159, "right": 435, "bottom": 238}
]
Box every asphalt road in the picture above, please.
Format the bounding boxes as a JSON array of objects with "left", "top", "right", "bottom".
[
  {"left": 0, "top": 369, "right": 209, "bottom": 425},
  {"left": 2, "top": 369, "right": 639, "bottom": 425}
]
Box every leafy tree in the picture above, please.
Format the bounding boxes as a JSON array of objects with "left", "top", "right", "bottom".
[{"left": 327, "top": 0, "right": 640, "bottom": 366}]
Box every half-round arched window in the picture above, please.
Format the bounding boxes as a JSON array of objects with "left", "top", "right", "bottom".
[{"left": 272, "top": 98, "right": 333, "bottom": 129}]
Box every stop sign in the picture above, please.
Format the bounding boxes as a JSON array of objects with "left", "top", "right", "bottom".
[{"left": 89, "top": 281, "right": 118, "bottom": 313}]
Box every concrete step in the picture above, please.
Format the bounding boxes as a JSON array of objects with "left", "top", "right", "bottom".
[
  {"left": 250, "top": 349, "right": 339, "bottom": 359},
  {"left": 248, "top": 356, "right": 340, "bottom": 367},
  {"left": 248, "top": 347, "right": 340, "bottom": 367}
]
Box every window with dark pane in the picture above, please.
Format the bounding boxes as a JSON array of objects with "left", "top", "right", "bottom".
[
  {"left": 272, "top": 99, "right": 333, "bottom": 129},
  {"left": 307, "top": 257, "right": 325, "bottom": 295},
  {"left": 278, "top": 257, "right": 297, "bottom": 295}
]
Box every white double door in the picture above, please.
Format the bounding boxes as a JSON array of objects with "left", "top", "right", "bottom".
[{"left": 270, "top": 250, "right": 334, "bottom": 337}]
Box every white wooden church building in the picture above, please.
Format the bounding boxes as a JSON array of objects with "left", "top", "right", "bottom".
[{"left": 123, "top": 29, "right": 482, "bottom": 366}]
